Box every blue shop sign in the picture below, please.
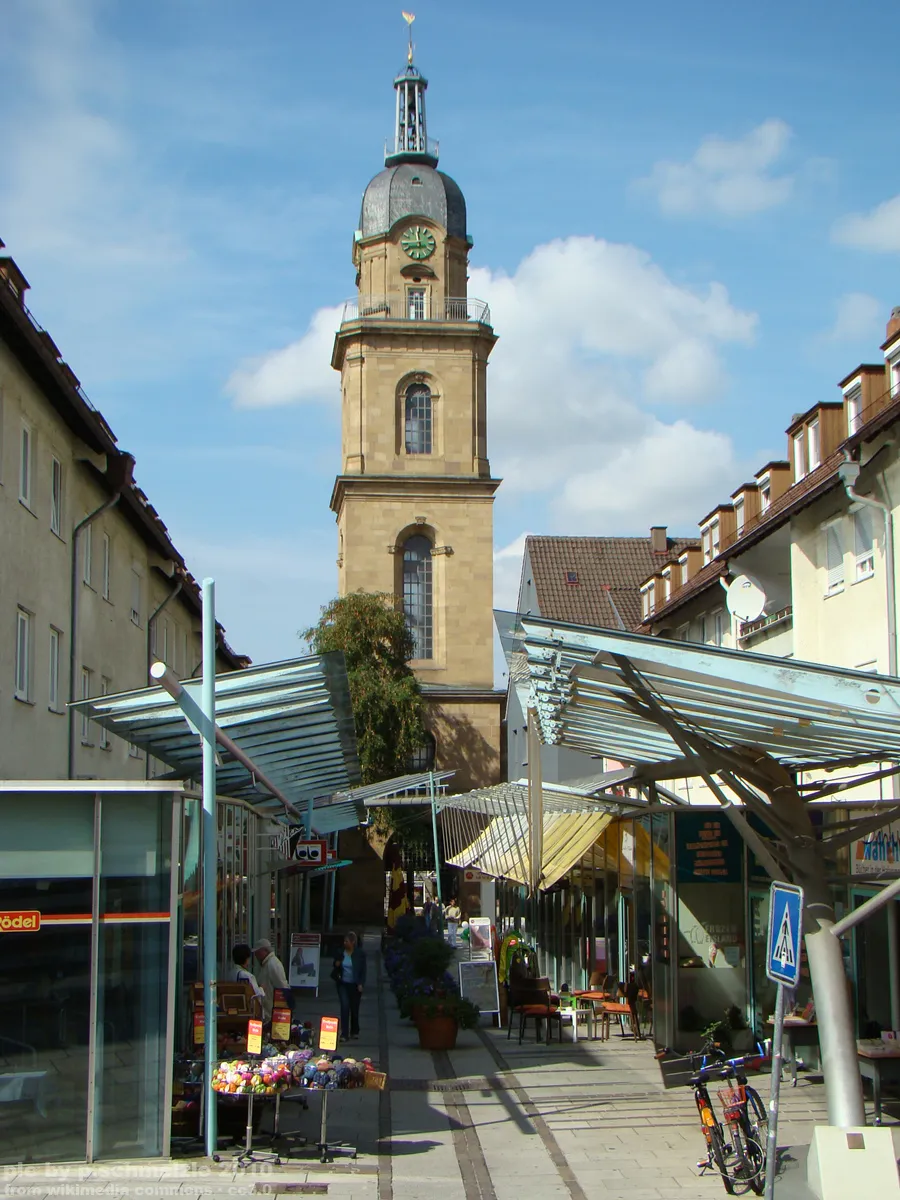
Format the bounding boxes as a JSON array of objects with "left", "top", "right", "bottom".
[{"left": 675, "top": 812, "right": 743, "bottom": 883}]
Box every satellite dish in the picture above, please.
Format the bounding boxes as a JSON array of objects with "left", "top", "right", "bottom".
[{"left": 726, "top": 574, "right": 767, "bottom": 622}]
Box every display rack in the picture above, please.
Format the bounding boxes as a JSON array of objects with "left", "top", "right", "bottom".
[{"left": 314, "top": 1088, "right": 357, "bottom": 1164}]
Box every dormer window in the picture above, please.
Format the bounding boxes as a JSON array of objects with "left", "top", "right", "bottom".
[
  {"left": 808, "top": 418, "right": 820, "bottom": 471},
  {"left": 734, "top": 497, "right": 745, "bottom": 536},
  {"left": 889, "top": 348, "right": 900, "bottom": 398},
  {"left": 662, "top": 568, "right": 672, "bottom": 602},
  {"left": 701, "top": 519, "right": 720, "bottom": 565},
  {"left": 846, "top": 384, "right": 863, "bottom": 435},
  {"left": 759, "top": 475, "right": 771, "bottom": 512},
  {"left": 641, "top": 583, "right": 655, "bottom": 619},
  {"left": 678, "top": 554, "right": 689, "bottom": 587},
  {"left": 793, "top": 430, "right": 807, "bottom": 481}
]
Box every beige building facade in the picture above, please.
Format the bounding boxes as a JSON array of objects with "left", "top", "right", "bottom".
[
  {"left": 330, "top": 56, "right": 503, "bottom": 788},
  {"left": 0, "top": 249, "right": 245, "bottom": 781}
]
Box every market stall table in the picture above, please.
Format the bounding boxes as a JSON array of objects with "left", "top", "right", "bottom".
[
  {"left": 571, "top": 991, "right": 612, "bottom": 1040},
  {"left": 857, "top": 1042, "right": 900, "bottom": 1125}
]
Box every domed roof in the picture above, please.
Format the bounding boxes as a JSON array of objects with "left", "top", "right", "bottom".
[{"left": 359, "top": 163, "right": 467, "bottom": 241}]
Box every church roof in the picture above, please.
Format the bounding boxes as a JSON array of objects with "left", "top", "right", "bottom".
[{"left": 359, "top": 162, "right": 467, "bottom": 240}]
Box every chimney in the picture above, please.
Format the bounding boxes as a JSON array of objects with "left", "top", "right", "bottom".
[
  {"left": 887, "top": 307, "right": 900, "bottom": 344},
  {"left": 650, "top": 526, "right": 668, "bottom": 555}
]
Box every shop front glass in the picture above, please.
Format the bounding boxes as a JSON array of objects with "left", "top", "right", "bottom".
[{"left": 0, "top": 789, "right": 177, "bottom": 1165}]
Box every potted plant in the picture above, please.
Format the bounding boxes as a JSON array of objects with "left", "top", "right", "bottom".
[{"left": 414, "top": 994, "right": 481, "bottom": 1051}]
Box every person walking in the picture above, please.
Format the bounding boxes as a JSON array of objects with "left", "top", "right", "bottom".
[
  {"left": 252, "top": 938, "right": 290, "bottom": 1021},
  {"left": 446, "top": 899, "right": 461, "bottom": 947},
  {"left": 331, "top": 932, "right": 367, "bottom": 1042}
]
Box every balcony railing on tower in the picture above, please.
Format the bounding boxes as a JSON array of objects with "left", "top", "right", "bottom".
[{"left": 340, "top": 295, "right": 491, "bottom": 325}]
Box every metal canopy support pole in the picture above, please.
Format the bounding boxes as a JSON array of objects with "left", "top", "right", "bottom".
[
  {"left": 303, "top": 796, "right": 314, "bottom": 932},
  {"left": 764, "top": 983, "right": 786, "bottom": 1200},
  {"left": 429, "top": 772, "right": 444, "bottom": 936},
  {"left": 201, "top": 578, "right": 218, "bottom": 1157}
]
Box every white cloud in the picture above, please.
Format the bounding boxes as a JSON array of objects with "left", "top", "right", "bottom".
[
  {"left": 225, "top": 305, "right": 344, "bottom": 408},
  {"left": 639, "top": 119, "right": 795, "bottom": 218},
  {"left": 820, "top": 292, "right": 883, "bottom": 344},
  {"left": 832, "top": 194, "right": 900, "bottom": 253}
]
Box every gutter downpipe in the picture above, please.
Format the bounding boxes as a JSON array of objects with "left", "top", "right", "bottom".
[
  {"left": 838, "top": 455, "right": 900, "bottom": 1031},
  {"left": 67, "top": 454, "right": 135, "bottom": 779}
]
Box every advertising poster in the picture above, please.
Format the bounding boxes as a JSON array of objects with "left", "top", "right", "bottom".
[
  {"left": 459, "top": 960, "right": 499, "bottom": 1013},
  {"left": 852, "top": 820, "right": 900, "bottom": 876},
  {"left": 290, "top": 932, "right": 321, "bottom": 993},
  {"left": 467, "top": 916, "right": 492, "bottom": 960}
]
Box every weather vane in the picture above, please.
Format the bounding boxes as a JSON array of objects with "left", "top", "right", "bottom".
[{"left": 402, "top": 11, "right": 415, "bottom": 65}]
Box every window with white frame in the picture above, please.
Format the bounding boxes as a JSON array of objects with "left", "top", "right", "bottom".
[
  {"left": 676, "top": 622, "right": 690, "bottom": 641},
  {"left": 698, "top": 614, "right": 709, "bottom": 643},
  {"left": 102, "top": 533, "right": 111, "bottom": 600},
  {"left": 825, "top": 522, "right": 845, "bottom": 595},
  {"left": 889, "top": 352, "right": 900, "bottom": 398},
  {"left": 180, "top": 629, "right": 188, "bottom": 677},
  {"left": 50, "top": 457, "right": 62, "bottom": 535},
  {"left": 129, "top": 741, "right": 141, "bottom": 759},
  {"left": 81, "top": 667, "right": 93, "bottom": 743},
  {"left": 734, "top": 497, "right": 745, "bottom": 536},
  {"left": 407, "top": 288, "right": 426, "bottom": 321},
  {"left": 130, "top": 569, "right": 141, "bottom": 625},
  {"left": 710, "top": 519, "right": 720, "bottom": 558},
  {"left": 19, "top": 425, "right": 33, "bottom": 507},
  {"left": 679, "top": 555, "right": 689, "bottom": 587},
  {"left": 846, "top": 385, "right": 863, "bottom": 435},
  {"left": 854, "top": 509, "right": 875, "bottom": 580},
  {"left": 701, "top": 525, "right": 713, "bottom": 565},
  {"left": 100, "top": 677, "right": 110, "bottom": 749},
  {"left": 161, "top": 620, "right": 169, "bottom": 665},
  {"left": 15, "top": 608, "right": 31, "bottom": 701},
  {"left": 49, "top": 627, "right": 61, "bottom": 711},
  {"left": 793, "top": 430, "right": 807, "bottom": 480},
  {"left": 807, "top": 418, "right": 820, "bottom": 471},
  {"left": 641, "top": 585, "right": 654, "bottom": 619},
  {"left": 662, "top": 569, "right": 672, "bottom": 602},
  {"left": 82, "top": 522, "right": 93, "bottom": 587},
  {"left": 712, "top": 609, "right": 726, "bottom": 647},
  {"left": 759, "top": 475, "right": 771, "bottom": 512}
]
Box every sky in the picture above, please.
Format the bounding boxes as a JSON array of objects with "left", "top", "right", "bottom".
[{"left": 3, "top": 0, "right": 900, "bottom": 665}]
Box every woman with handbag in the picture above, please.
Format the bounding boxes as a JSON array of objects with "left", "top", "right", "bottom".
[{"left": 331, "top": 932, "right": 367, "bottom": 1042}]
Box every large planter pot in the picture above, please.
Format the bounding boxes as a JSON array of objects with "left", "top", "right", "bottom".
[{"left": 416, "top": 1014, "right": 459, "bottom": 1051}]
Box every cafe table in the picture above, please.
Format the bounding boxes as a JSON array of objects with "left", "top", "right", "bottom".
[
  {"left": 857, "top": 1041, "right": 900, "bottom": 1125},
  {"left": 571, "top": 992, "right": 612, "bottom": 1040}
]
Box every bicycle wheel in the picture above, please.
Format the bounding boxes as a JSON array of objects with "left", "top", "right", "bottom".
[
  {"left": 735, "top": 1120, "right": 765, "bottom": 1195},
  {"left": 745, "top": 1085, "right": 768, "bottom": 1136},
  {"left": 708, "top": 1124, "right": 735, "bottom": 1195}
]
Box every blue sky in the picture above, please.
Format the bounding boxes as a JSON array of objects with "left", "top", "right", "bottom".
[{"left": 4, "top": 0, "right": 900, "bottom": 664}]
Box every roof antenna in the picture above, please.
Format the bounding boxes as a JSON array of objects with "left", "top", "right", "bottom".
[{"left": 402, "top": 10, "right": 415, "bottom": 64}]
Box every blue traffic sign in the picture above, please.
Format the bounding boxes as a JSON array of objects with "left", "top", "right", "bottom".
[{"left": 766, "top": 881, "right": 804, "bottom": 987}]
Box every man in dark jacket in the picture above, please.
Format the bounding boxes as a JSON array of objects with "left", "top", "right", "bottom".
[{"left": 332, "top": 932, "right": 367, "bottom": 1041}]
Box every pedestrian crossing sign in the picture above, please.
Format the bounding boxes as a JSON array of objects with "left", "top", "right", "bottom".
[{"left": 766, "top": 881, "right": 804, "bottom": 987}]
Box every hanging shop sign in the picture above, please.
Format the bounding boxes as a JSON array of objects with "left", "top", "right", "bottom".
[
  {"left": 289, "top": 932, "right": 321, "bottom": 991},
  {"left": 852, "top": 820, "right": 900, "bottom": 876},
  {"left": 675, "top": 813, "right": 743, "bottom": 883},
  {"left": 0, "top": 910, "right": 41, "bottom": 932},
  {"left": 292, "top": 839, "right": 328, "bottom": 866}
]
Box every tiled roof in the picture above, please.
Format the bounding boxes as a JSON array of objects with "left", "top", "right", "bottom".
[{"left": 526, "top": 535, "right": 695, "bottom": 631}]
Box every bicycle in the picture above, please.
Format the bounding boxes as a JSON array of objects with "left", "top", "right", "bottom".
[{"left": 659, "top": 1037, "right": 768, "bottom": 1195}]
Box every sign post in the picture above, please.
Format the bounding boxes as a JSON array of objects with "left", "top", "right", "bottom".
[{"left": 764, "top": 881, "right": 803, "bottom": 1200}]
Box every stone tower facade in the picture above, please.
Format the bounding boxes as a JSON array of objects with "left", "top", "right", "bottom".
[{"left": 330, "top": 54, "right": 503, "bottom": 792}]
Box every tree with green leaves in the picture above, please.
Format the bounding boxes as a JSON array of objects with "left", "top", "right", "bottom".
[{"left": 304, "top": 591, "right": 427, "bottom": 785}]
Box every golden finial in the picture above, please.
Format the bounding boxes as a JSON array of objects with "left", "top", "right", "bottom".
[{"left": 402, "top": 11, "right": 415, "bottom": 65}]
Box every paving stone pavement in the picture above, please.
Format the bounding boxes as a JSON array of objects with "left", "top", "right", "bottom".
[{"left": 3, "top": 939, "right": 899, "bottom": 1200}]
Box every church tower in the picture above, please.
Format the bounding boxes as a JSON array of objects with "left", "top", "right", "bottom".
[{"left": 331, "top": 39, "right": 502, "bottom": 790}]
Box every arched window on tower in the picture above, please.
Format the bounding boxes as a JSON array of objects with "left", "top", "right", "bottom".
[
  {"left": 402, "top": 535, "right": 433, "bottom": 659},
  {"left": 405, "top": 383, "right": 432, "bottom": 454}
]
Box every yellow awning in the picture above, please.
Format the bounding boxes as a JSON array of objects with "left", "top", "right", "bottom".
[{"left": 447, "top": 810, "right": 612, "bottom": 891}]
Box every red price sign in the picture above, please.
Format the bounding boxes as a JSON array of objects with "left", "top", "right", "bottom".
[
  {"left": 319, "top": 1016, "right": 339, "bottom": 1052},
  {"left": 192, "top": 1010, "right": 205, "bottom": 1045},
  {"left": 271, "top": 1007, "right": 291, "bottom": 1041},
  {"left": 247, "top": 1019, "right": 263, "bottom": 1055}
]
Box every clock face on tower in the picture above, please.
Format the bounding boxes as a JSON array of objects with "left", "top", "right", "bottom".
[{"left": 401, "top": 226, "right": 436, "bottom": 260}]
